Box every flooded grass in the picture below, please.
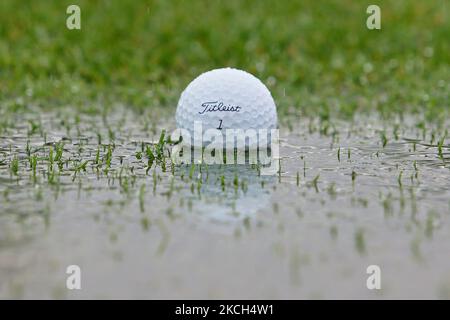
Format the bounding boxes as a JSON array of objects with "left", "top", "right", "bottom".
[{"left": 0, "top": 109, "right": 449, "bottom": 299}]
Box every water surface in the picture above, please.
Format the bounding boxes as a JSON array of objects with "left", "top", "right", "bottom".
[{"left": 0, "top": 109, "right": 449, "bottom": 299}]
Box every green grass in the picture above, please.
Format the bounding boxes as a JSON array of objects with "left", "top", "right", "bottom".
[{"left": 0, "top": 0, "right": 448, "bottom": 120}]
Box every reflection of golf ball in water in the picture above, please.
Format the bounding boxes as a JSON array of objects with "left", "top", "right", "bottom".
[
  {"left": 176, "top": 165, "right": 275, "bottom": 233},
  {"left": 175, "top": 68, "right": 278, "bottom": 145}
]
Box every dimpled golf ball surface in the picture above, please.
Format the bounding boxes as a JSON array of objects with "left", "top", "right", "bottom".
[{"left": 176, "top": 68, "right": 277, "bottom": 137}]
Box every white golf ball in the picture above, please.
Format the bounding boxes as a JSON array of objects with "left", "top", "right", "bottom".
[{"left": 175, "top": 67, "right": 277, "bottom": 146}]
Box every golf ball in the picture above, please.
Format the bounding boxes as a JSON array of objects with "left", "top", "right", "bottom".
[{"left": 175, "top": 67, "right": 277, "bottom": 146}]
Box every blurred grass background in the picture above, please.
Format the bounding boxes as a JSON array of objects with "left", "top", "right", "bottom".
[{"left": 0, "top": 0, "right": 448, "bottom": 120}]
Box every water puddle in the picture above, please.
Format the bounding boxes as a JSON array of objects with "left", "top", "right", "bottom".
[{"left": 0, "top": 109, "right": 449, "bottom": 298}]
